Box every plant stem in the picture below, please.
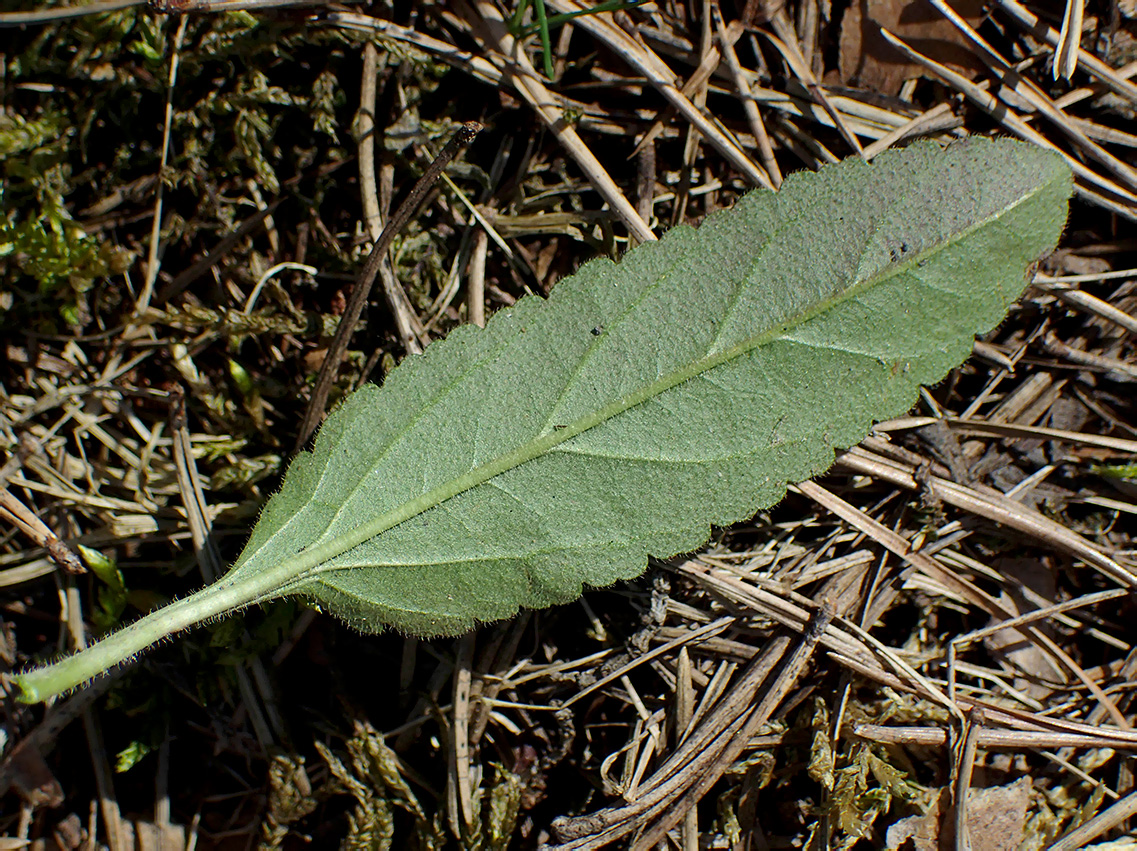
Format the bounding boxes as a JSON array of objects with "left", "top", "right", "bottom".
[{"left": 10, "top": 570, "right": 271, "bottom": 703}]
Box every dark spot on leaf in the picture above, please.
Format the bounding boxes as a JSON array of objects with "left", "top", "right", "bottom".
[{"left": 591, "top": 326, "right": 602, "bottom": 336}]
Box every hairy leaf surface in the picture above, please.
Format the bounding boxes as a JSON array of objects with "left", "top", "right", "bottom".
[
  {"left": 235, "top": 138, "right": 1070, "bottom": 634},
  {"left": 12, "top": 139, "right": 1072, "bottom": 702}
]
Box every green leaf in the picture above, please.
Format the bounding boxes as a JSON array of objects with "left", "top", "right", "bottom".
[
  {"left": 115, "top": 739, "right": 153, "bottom": 774},
  {"left": 11, "top": 139, "right": 1072, "bottom": 703}
]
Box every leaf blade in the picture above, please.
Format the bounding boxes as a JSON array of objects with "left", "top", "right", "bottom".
[{"left": 234, "top": 138, "right": 1071, "bottom": 635}]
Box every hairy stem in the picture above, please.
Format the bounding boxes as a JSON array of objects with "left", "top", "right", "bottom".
[{"left": 10, "top": 567, "right": 278, "bottom": 703}]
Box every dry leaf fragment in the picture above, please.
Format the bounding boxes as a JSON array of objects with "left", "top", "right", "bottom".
[
  {"left": 838, "top": 0, "right": 987, "bottom": 96},
  {"left": 886, "top": 778, "right": 1031, "bottom": 851}
]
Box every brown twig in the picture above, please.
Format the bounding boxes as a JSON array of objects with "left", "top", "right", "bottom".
[{"left": 295, "top": 121, "right": 481, "bottom": 450}]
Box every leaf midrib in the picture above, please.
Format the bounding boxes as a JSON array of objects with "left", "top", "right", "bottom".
[{"left": 262, "top": 179, "right": 1045, "bottom": 594}]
